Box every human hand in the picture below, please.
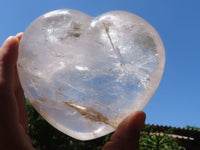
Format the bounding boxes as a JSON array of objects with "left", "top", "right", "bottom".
[
  {"left": 0, "top": 34, "right": 146, "bottom": 150},
  {"left": 0, "top": 33, "right": 35, "bottom": 150},
  {"left": 102, "top": 111, "right": 146, "bottom": 150}
]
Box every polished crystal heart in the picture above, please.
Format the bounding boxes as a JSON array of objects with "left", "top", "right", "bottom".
[{"left": 17, "top": 9, "right": 165, "bottom": 140}]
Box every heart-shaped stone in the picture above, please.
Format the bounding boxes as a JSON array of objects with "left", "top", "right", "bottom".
[{"left": 17, "top": 9, "right": 165, "bottom": 140}]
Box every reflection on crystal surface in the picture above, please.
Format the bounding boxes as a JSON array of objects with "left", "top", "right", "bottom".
[{"left": 17, "top": 9, "right": 165, "bottom": 140}]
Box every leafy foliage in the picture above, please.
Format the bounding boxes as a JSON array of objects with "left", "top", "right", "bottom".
[
  {"left": 186, "top": 126, "right": 200, "bottom": 131},
  {"left": 140, "top": 126, "right": 186, "bottom": 150}
]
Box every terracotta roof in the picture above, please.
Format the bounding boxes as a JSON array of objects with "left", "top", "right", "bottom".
[{"left": 142, "top": 124, "right": 200, "bottom": 142}]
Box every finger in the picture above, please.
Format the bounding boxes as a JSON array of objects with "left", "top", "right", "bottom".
[
  {"left": 102, "top": 111, "right": 146, "bottom": 150},
  {"left": 0, "top": 36, "right": 19, "bottom": 88},
  {"left": 0, "top": 35, "right": 34, "bottom": 150},
  {"left": 112, "top": 111, "right": 146, "bottom": 140},
  {"left": 0, "top": 36, "right": 20, "bottom": 127},
  {"left": 14, "top": 33, "right": 29, "bottom": 133}
]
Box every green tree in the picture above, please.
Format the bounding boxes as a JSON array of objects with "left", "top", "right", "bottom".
[
  {"left": 139, "top": 126, "right": 186, "bottom": 150},
  {"left": 186, "top": 126, "right": 200, "bottom": 131}
]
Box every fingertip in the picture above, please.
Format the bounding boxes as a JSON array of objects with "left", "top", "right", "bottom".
[
  {"left": 5, "top": 36, "right": 19, "bottom": 48},
  {"left": 16, "top": 32, "right": 23, "bottom": 41},
  {"left": 103, "top": 111, "right": 146, "bottom": 150},
  {"left": 117, "top": 111, "right": 146, "bottom": 129},
  {"left": 0, "top": 36, "right": 19, "bottom": 66},
  {"left": 134, "top": 111, "right": 146, "bottom": 123},
  {"left": 127, "top": 111, "right": 146, "bottom": 131},
  {"left": 111, "top": 111, "right": 146, "bottom": 141}
]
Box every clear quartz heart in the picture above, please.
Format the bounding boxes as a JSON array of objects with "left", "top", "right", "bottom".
[{"left": 17, "top": 9, "right": 165, "bottom": 140}]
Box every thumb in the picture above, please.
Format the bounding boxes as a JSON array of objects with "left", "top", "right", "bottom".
[
  {"left": 102, "top": 111, "right": 146, "bottom": 150},
  {"left": 0, "top": 36, "right": 19, "bottom": 88}
]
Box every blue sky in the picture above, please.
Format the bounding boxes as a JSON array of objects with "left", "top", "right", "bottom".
[{"left": 1, "top": 0, "right": 200, "bottom": 128}]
